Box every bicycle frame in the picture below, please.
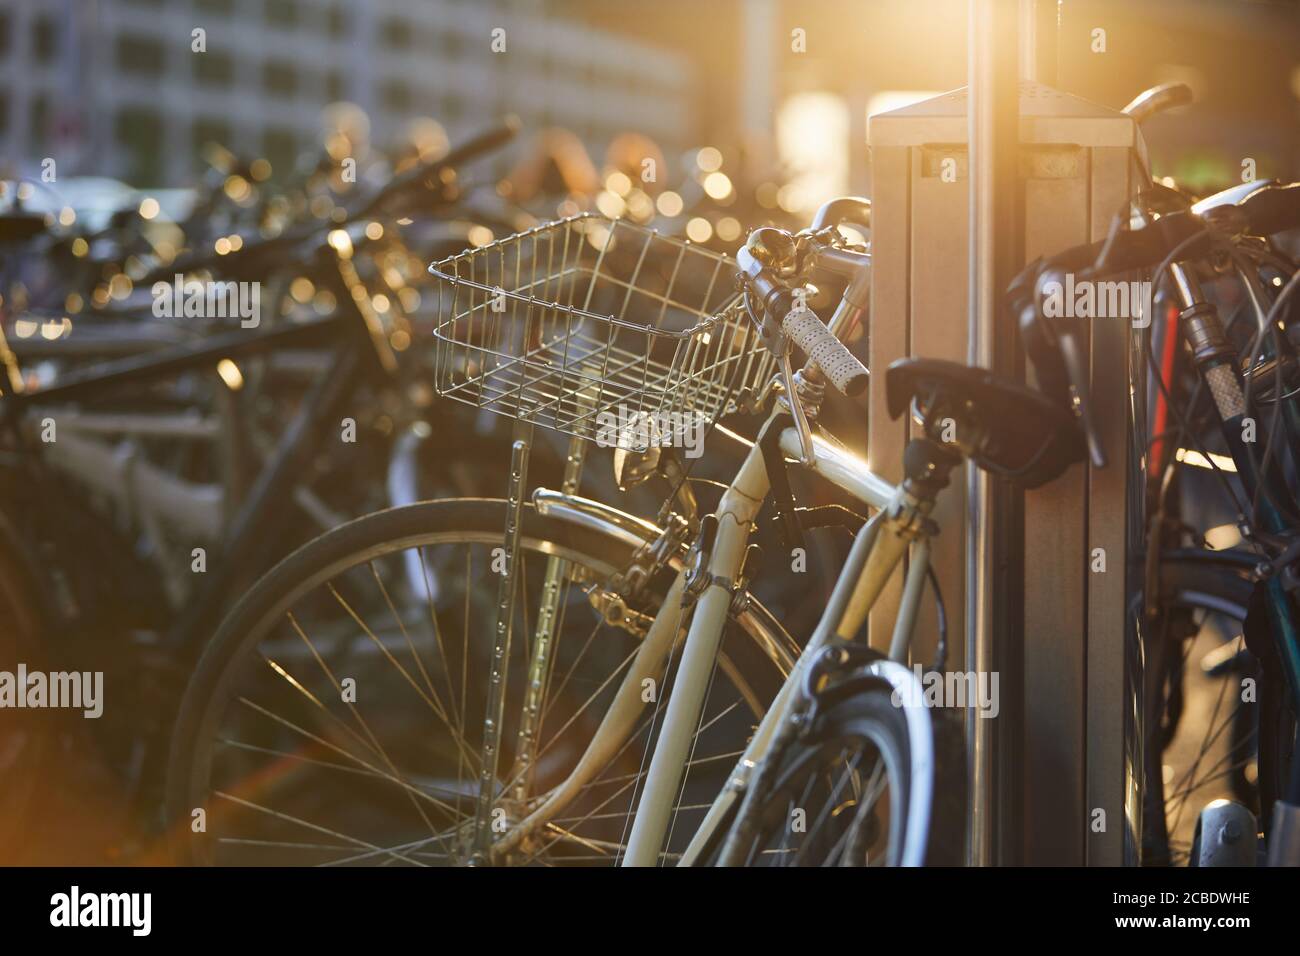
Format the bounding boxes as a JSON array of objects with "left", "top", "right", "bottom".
[{"left": 491, "top": 408, "right": 942, "bottom": 866}]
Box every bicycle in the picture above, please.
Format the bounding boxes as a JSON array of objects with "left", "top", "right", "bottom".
[
  {"left": 165, "top": 196, "right": 1092, "bottom": 866},
  {"left": 1007, "top": 174, "right": 1300, "bottom": 866},
  {"left": 0, "top": 122, "right": 525, "bottom": 861},
  {"left": 1077, "top": 82, "right": 1300, "bottom": 865}
]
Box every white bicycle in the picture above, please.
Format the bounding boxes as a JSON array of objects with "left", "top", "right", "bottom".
[{"left": 167, "top": 201, "right": 1086, "bottom": 866}]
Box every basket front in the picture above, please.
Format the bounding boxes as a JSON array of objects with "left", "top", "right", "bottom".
[{"left": 429, "top": 215, "right": 773, "bottom": 451}]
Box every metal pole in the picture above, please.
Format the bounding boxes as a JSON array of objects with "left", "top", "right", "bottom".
[
  {"left": 966, "top": 0, "right": 1019, "bottom": 867},
  {"left": 1018, "top": 0, "right": 1060, "bottom": 85},
  {"left": 740, "top": 0, "right": 777, "bottom": 164},
  {"left": 1018, "top": 0, "right": 1039, "bottom": 81},
  {"left": 473, "top": 425, "right": 532, "bottom": 857}
]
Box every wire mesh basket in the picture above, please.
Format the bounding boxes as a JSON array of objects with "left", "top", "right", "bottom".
[{"left": 428, "top": 214, "right": 773, "bottom": 451}]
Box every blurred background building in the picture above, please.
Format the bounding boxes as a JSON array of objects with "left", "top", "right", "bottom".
[
  {"left": 0, "top": 0, "right": 692, "bottom": 185},
  {"left": 1, "top": 0, "right": 1299, "bottom": 215}
]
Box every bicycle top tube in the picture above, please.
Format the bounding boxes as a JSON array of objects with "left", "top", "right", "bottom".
[{"left": 778, "top": 426, "right": 896, "bottom": 512}]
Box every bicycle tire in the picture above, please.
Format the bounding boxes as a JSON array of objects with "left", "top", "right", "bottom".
[
  {"left": 1143, "top": 549, "right": 1296, "bottom": 865},
  {"left": 166, "top": 498, "right": 793, "bottom": 866},
  {"left": 716, "top": 677, "right": 967, "bottom": 867}
]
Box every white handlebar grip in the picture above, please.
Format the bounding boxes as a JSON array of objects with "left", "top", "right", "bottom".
[{"left": 782, "top": 306, "right": 869, "bottom": 396}]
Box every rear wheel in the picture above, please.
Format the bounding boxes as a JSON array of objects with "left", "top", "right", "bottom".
[{"left": 167, "top": 498, "right": 792, "bottom": 866}]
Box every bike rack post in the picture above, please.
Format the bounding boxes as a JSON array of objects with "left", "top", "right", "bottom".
[
  {"left": 509, "top": 434, "right": 587, "bottom": 800},
  {"left": 966, "top": 0, "right": 1020, "bottom": 868},
  {"left": 868, "top": 47, "right": 1144, "bottom": 865},
  {"left": 472, "top": 421, "right": 533, "bottom": 856}
]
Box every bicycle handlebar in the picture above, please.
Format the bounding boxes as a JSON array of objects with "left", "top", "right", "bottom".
[
  {"left": 810, "top": 196, "right": 871, "bottom": 232},
  {"left": 782, "top": 305, "right": 869, "bottom": 397},
  {"left": 1019, "top": 181, "right": 1300, "bottom": 284},
  {"left": 1007, "top": 179, "right": 1300, "bottom": 470},
  {"left": 1122, "top": 82, "right": 1194, "bottom": 124},
  {"left": 738, "top": 224, "right": 871, "bottom": 399}
]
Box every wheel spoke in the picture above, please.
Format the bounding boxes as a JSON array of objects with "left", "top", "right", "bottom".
[
  {"left": 182, "top": 516, "right": 777, "bottom": 866},
  {"left": 212, "top": 790, "right": 428, "bottom": 867},
  {"left": 373, "top": 558, "right": 459, "bottom": 740},
  {"left": 323, "top": 586, "right": 478, "bottom": 773},
  {"left": 232, "top": 696, "right": 461, "bottom": 819}
]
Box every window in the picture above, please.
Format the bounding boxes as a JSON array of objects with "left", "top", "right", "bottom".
[
  {"left": 380, "top": 17, "right": 410, "bottom": 50},
  {"left": 381, "top": 81, "right": 412, "bottom": 112},
  {"left": 265, "top": 0, "right": 297, "bottom": 28},
  {"left": 33, "top": 15, "right": 58, "bottom": 63},
  {"left": 263, "top": 62, "right": 297, "bottom": 98},
  {"left": 29, "top": 95, "right": 48, "bottom": 148},
  {"left": 262, "top": 127, "right": 299, "bottom": 175},
  {"left": 116, "top": 36, "right": 164, "bottom": 77},
  {"left": 326, "top": 6, "right": 347, "bottom": 39},
  {"left": 114, "top": 108, "right": 163, "bottom": 184},
  {"left": 192, "top": 118, "right": 232, "bottom": 157},
  {"left": 195, "top": 50, "right": 234, "bottom": 88},
  {"left": 325, "top": 70, "right": 346, "bottom": 102}
]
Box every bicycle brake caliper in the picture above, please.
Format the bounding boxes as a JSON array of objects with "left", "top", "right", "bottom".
[{"left": 586, "top": 514, "right": 689, "bottom": 637}]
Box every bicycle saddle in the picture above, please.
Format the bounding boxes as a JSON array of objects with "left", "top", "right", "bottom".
[{"left": 885, "top": 357, "right": 1086, "bottom": 488}]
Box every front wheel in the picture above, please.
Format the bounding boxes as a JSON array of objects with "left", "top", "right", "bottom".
[
  {"left": 716, "top": 678, "right": 968, "bottom": 867},
  {"left": 167, "top": 498, "right": 791, "bottom": 866}
]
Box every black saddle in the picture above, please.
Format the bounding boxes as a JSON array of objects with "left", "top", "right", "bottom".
[{"left": 885, "top": 357, "right": 1086, "bottom": 488}]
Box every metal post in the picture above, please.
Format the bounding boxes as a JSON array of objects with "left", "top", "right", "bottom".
[
  {"left": 510, "top": 435, "right": 586, "bottom": 800},
  {"left": 740, "top": 0, "right": 777, "bottom": 164},
  {"left": 966, "top": 0, "right": 1019, "bottom": 867},
  {"left": 1017, "top": 0, "right": 1059, "bottom": 85}
]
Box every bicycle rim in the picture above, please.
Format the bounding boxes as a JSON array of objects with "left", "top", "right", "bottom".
[{"left": 168, "top": 499, "right": 789, "bottom": 866}]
